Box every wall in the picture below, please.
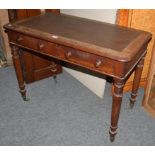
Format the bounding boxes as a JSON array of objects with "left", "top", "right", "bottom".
[
  {"left": 61, "top": 9, "right": 117, "bottom": 98},
  {"left": 0, "top": 9, "right": 12, "bottom": 64}
]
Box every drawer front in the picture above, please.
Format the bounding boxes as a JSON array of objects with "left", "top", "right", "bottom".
[
  {"left": 10, "top": 32, "right": 38, "bottom": 51},
  {"left": 10, "top": 32, "right": 116, "bottom": 75},
  {"left": 37, "top": 39, "right": 66, "bottom": 58},
  {"left": 64, "top": 48, "right": 116, "bottom": 75}
]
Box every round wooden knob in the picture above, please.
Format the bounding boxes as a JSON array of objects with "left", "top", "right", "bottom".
[
  {"left": 38, "top": 43, "right": 45, "bottom": 50},
  {"left": 95, "top": 59, "right": 102, "bottom": 68},
  {"left": 66, "top": 51, "right": 72, "bottom": 58},
  {"left": 51, "top": 68, "right": 57, "bottom": 72},
  {"left": 17, "top": 36, "right": 23, "bottom": 42},
  {"left": 50, "top": 62, "right": 57, "bottom": 72}
]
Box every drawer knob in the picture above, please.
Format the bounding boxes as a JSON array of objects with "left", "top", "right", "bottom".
[
  {"left": 38, "top": 43, "right": 45, "bottom": 50},
  {"left": 66, "top": 51, "right": 72, "bottom": 58},
  {"left": 17, "top": 36, "right": 23, "bottom": 42},
  {"left": 51, "top": 62, "right": 57, "bottom": 72},
  {"left": 51, "top": 68, "right": 57, "bottom": 72},
  {"left": 95, "top": 59, "right": 102, "bottom": 68}
]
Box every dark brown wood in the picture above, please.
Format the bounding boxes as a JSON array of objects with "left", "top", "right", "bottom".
[
  {"left": 8, "top": 9, "right": 41, "bottom": 21},
  {"left": 45, "top": 9, "right": 60, "bottom": 14},
  {"left": 4, "top": 13, "right": 152, "bottom": 141},
  {"left": 130, "top": 56, "right": 145, "bottom": 108},
  {"left": 8, "top": 10, "right": 17, "bottom": 22},
  {"left": 110, "top": 78, "right": 125, "bottom": 142},
  {"left": 8, "top": 9, "right": 62, "bottom": 84},
  {"left": 11, "top": 45, "right": 28, "bottom": 101}
]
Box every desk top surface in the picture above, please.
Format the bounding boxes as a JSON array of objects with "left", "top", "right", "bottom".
[{"left": 5, "top": 13, "right": 152, "bottom": 62}]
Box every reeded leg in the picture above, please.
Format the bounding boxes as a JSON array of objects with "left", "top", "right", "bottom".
[
  {"left": 109, "top": 78, "right": 125, "bottom": 142},
  {"left": 11, "top": 45, "right": 29, "bottom": 101},
  {"left": 129, "top": 57, "right": 145, "bottom": 108}
]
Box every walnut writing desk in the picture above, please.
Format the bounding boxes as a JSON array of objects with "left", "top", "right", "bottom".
[{"left": 4, "top": 13, "right": 152, "bottom": 142}]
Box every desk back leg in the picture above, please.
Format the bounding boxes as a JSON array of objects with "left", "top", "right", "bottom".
[
  {"left": 130, "top": 56, "right": 145, "bottom": 108},
  {"left": 11, "top": 45, "right": 29, "bottom": 101}
]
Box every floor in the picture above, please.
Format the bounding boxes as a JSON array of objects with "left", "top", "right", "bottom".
[{"left": 0, "top": 67, "right": 155, "bottom": 145}]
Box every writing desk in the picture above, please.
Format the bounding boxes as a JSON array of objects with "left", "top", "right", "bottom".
[{"left": 4, "top": 13, "right": 152, "bottom": 142}]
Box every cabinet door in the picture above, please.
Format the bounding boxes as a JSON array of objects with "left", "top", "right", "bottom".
[
  {"left": 8, "top": 9, "right": 62, "bottom": 83},
  {"left": 117, "top": 9, "right": 155, "bottom": 92},
  {"left": 142, "top": 44, "right": 155, "bottom": 116}
]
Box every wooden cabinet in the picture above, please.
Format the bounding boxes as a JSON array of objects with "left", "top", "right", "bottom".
[
  {"left": 142, "top": 44, "right": 155, "bottom": 116},
  {"left": 8, "top": 9, "right": 62, "bottom": 83},
  {"left": 117, "top": 10, "right": 155, "bottom": 92}
]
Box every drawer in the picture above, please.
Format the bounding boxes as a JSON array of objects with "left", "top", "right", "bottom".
[
  {"left": 63, "top": 48, "right": 116, "bottom": 74},
  {"left": 10, "top": 32, "right": 38, "bottom": 51},
  {"left": 36, "top": 39, "right": 67, "bottom": 58},
  {"left": 33, "top": 61, "right": 62, "bottom": 82}
]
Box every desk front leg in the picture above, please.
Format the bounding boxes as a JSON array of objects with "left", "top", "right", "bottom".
[
  {"left": 130, "top": 56, "right": 145, "bottom": 108},
  {"left": 11, "top": 45, "right": 28, "bottom": 101},
  {"left": 109, "top": 78, "right": 125, "bottom": 142}
]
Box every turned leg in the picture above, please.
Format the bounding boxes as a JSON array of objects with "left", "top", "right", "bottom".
[
  {"left": 130, "top": 57, "right": 145, "bottom": 108},
  {"left": 109, "top": 78, "right": 125, "bottom": 142},
  {"left": 51, "top": 61, "right": 58, "bottom": 83},
  {"left": 11, "top": 45, "right": 29, "bottom": 101}
]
